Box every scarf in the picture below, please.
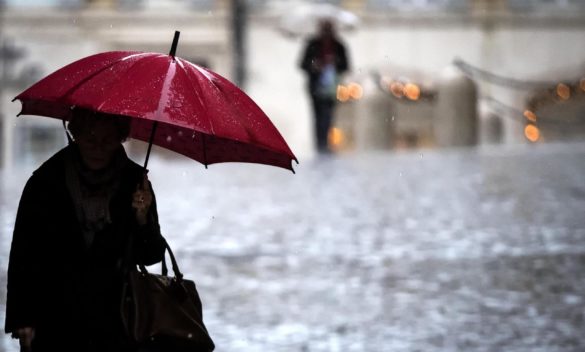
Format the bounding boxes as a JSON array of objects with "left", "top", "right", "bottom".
[{"left": 65, "top": 145, "right": 130, "bottom": 248}]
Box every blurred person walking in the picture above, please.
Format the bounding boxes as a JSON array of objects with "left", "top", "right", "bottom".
[
  {"left": 300, "top": 19, "right": 350, "bottom": 154},
  {"left": 5, "top": 109, "right": 166, "bottom": 352}
]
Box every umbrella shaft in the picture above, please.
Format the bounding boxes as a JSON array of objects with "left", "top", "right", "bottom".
[{"left": 143, "top": 121, "right": 159, "bottom": 171}]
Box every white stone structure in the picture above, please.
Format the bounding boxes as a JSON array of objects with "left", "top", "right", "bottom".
[{"left": 434, "top": 65, "right": 478, "bottom": 147}]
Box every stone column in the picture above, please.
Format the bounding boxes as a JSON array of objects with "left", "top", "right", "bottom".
[
  {"left": 354, "top": 79, "right": 394, "bottom": 150},
  {"left": 1, "top": 95, "right": 15, "bottom": 169},
  {"left": 434, "top": 65, "right": 478, "bottom": 147},
  {"left": 483, "top": 113, "right": 503, "bottom": 144},
  {"left": 0, "top": 112, "right": 5, "bottom": 168}
]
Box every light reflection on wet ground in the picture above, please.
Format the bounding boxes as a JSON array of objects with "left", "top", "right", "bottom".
[{"left": 1, "top": 142, "right": 585, "bottom": 351}]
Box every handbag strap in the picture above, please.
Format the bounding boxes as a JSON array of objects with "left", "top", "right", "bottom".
[
  {"left": 124, "top": 233, "right": 184, "bottom": 282},
  {"left": 162, "top": 239, "right": 184, "bottom": 281}
]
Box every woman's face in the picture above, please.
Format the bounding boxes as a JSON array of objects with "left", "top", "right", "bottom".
[{"left": 75, "top": 120, "right": 122, "bottom": 171}]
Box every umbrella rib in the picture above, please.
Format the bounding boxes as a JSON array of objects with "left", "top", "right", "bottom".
[
  {"left": 178, "top": 60, "right": 217, "bottom": 134},
  {"left": 176, "top": 59, "right": 215, "bottom": 167},
  {"left": 96, "top": 53, "right": 164, "bottom": 112},
  {"left": 61, "top": 52, "right": 151, "bottom": 104},
  {"left": 211, "top": 73, "right": 277, "bottom": 148},
  {"left": 187, "top": 62, "right": 255, "bottom": 142},
  {"left": 182, "top": 61, "right": 270, "bottom": 146},
  {"left": 182, "top": 60, "right": 292, "bottom": 155},
  {"left": 154, "top": 58, "right": 177, "bottom": 118}
]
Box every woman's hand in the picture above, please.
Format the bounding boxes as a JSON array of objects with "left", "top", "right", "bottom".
[
  {"left": 13, "top": 327, "right": 34, "bottom": 352},
  {"left": 132, "top": 174, "right": 153, "bottom": 226}
]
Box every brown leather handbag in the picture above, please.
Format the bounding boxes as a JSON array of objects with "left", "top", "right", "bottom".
[{"left": 121, "top": 238, "right": 215, "bottom": 351}]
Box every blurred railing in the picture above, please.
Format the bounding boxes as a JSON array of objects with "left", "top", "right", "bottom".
[
  {"left": 366, "top": 0, "right": 468, "bottom": 11},
  {"left": 508, "top": 0, "right": 585, "bottom": 12}
]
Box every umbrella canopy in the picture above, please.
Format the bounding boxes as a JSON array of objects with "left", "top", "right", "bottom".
[
  {"left": 277, "top": 3, "right": 360, "bottom": 38},
  {"left": 14, "top": 32, "right": 297, "bottom": 172}
]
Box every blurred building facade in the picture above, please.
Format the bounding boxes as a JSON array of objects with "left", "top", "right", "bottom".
[{"left": 1, "top": 0, "right": 585, "bottom": 167}]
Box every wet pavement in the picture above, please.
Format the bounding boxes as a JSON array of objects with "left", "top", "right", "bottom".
[{"left": 1, "top": 142, "right": 585, "bottom": 352}]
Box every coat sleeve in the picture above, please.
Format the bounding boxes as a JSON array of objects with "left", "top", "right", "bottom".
[
  {"left": 5, "top": 174, "right": 44, "bottom": 333},
  {"left": 300, "top": 40, "right": 319, "bottom": 74},
  {"left": 133, "top": 181, "right": 166, "bottom": 266}
]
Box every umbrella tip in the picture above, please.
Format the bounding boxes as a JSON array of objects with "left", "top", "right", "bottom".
[
  {"left": 169, "top": 30, "right": 181, "bottom": 57},
  {"left": 290, "top": 160, "right": 297, "bottom": 174}
]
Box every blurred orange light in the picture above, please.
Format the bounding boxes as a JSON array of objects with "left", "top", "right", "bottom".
[
  {"left": 580, "top": 78, "right": 585, "bottom": 92},
  {"left": 337, "top": 85, "right": 350, "bottom": 102},
  {"left": 328, "top": 127, "right": 345, "bottom": 149},
  {"left": 348, "top": 83, "right": 363, "bottom": 100},
  {"left": 556, "top": 83, "right": 571, "bottom": 100},
  {"left": 389, "top": 82, "right": 404, "bottom": 98},
  {"left": 523, "top": 110, "right": 537, "bottom": 122},
  {"left": 524, "top": 124, "right": 540, "bottom": 142},
  {"left": 404, "top": 83, "right": 421, "bottom": 101}
]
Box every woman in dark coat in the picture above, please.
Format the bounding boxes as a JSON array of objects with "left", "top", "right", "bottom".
[{"left": 5, "top": 108, "right": 166, "bottom": 352}]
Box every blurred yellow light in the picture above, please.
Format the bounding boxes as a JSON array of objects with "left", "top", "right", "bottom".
[
  {"left": 404, "top": 83, "right": 421, "bottom": 101},
  {"left": 523, "top": 110, "right": 537, "bottom": 122},
  {"left": 337, "top": 85, "right": 350, "bottom": 102},
  {"left": 348, "top": 83, "right": 363, "bottom": 100},
  {"left": 389, "top": 82, "right": 404, "bottom": 98},
  {"left": 328, "top": 127, "right": 345, "bottom": 148},
  {"left": 580, "top": 78, "right": 585, "bottom": 92},
  {"left": 556, "top": 83, "right": 571, "bottom": 100},
  {"left": 524, "top": 124, "right": 540, "bottom": 142}
]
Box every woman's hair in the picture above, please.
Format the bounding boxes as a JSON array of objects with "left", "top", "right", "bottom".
[{"left": 68, "top": 108, "right": 131, "bottom": 142}]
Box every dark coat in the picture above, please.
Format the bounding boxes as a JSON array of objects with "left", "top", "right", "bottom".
[
  {"left": 299, "top": 35, "right": 349, "bottom": 96},
  {"left": 5, "top": 145, "right": 166, "bottom": 352}
]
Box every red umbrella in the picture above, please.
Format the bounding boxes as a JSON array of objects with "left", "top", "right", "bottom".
[{"left": 13, "top": 31, "right": 297, "bottom": 172}]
